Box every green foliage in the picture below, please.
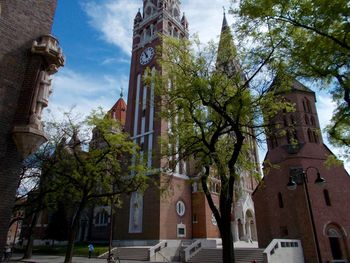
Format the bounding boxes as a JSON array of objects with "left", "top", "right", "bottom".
[
  {"left": 148, "top": 30, "right": 291, "bottom": 225},
  {"left": 233, "top": 0, "right": 350, "bottom": 155},
  {"left": 28, "top": 109, "right": 149, "bottom": 263}
]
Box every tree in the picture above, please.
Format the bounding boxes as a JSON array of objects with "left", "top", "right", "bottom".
[
  {"left": 13, "top": 144, "right": 61, "bottom": 259},
  {"left": 233, "top": 0, "right": 350, "bottom": 154},
  {"left": 148, "top": 26, "right": 291, "bottom": 262},
  {"left": 21, "top": 110, "right": 148, "bottom": 263}
]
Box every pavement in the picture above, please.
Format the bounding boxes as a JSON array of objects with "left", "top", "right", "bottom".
[{"left": 7, "top": 254, "right": 167, "bottom": 263}]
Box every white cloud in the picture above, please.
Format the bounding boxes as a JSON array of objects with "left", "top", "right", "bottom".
[
  {"left": 82, "top": 0, "right": 231, "bottom": 55},
  {"left": 82, "top": 0, "right": 140, "bottom": 55},
  {"left": 183, "top": 0, "right": 233, "bottom": 44},
  {"left": 44, "top": 68, "right": 128, "bottom": 120}
]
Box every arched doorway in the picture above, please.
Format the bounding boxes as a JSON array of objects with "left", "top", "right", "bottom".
[
  {"left": 325, "top": 224, "right": 349, "bottom": 261},
  {"left": 245, "top": 210, "right": 257, "bottom": 241}
]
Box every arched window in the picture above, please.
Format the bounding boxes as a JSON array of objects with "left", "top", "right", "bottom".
[
  {"left": 305, "top": 115, "right": 309, "bottom": 125},
  {"left": 313, "top": 131, "right": 319, "bottom": 144},
  {"left": 94, "top": 210, "right": 109, "bottom": 226},
  {"left": 310, "top": 116, "right": 316, "bottom": 126},
  {"left": 327, "top": 226, "right": 344, "bottom": 260},
  {"left": 303, "top": 100, "right": 307, "bottom": 112},
  {"left": 303, "top": 98, "right": 312, "bottom": 113},
  {"left": 308, "top": 129, "right": 314, "bottom": 143},
  {"left": 324, "top": 189, "right": 331, "bottom": 206},
  {"left": 306, "top": 99, "right": 312, "bottom": 113},
  {"left": 278, "top": 192, "right": 284, "bottom": 208}
]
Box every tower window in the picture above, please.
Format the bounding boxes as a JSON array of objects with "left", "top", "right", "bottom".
[
  {"left": 278, "top": 192, "right": 284, "bottom": 208},
  {"left": 324, "top": 189, "right": 331, "bottom": 206},
  {"left": 307, "top": 129, "right": 314, "bottom": 143},
  {"left": 310, "top": 116, "right": 316, "bottom": 126}
]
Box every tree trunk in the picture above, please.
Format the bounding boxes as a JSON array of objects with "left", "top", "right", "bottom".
[
  {"left": 23, "top": 212, "right": 40, "bottom": 259},
  {"left": 63, "top": 199, "right": 86, "bottom": 263},
  {"left": 64, "top": 226, "right": 77, "bottom": 263},
  {"left": 221, "top": 215, "right": 234, "bottom": 263}
]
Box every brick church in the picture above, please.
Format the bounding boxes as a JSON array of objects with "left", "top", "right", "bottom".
[
  {"left": 86, "top": 0, "right": 259, "bottom": 248},
  {"left": 253, "top": 79, "right": 350, "bottom": 262}
]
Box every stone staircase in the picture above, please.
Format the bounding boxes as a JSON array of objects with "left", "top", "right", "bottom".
[{"left": 188, "top": 248, "right": 265, "bottom": 263}]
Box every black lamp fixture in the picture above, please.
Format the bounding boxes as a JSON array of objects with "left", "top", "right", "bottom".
[{"left": 286, "top": 166, "right": 326, "bottom": 263}]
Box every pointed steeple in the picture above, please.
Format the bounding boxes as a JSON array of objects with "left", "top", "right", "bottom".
[
  {"left": 217, "top": 9, "right": 240, "bottom": 78},
  {"left": 221, "top": 7, "right": 228, "bottom": 32}
]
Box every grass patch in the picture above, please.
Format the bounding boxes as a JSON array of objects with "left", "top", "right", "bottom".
[{"left": 16, "top": 243, "right": 109, "bottom": 257}]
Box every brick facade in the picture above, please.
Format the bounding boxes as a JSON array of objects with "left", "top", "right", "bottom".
[
  {"left": 253, "top": 81, "right": 350, "bottom": 262},
  {"left": 0, "top": 0, "right": 59, "bottom": 253}
]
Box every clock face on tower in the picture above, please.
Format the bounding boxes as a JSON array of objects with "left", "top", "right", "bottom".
[{"left": 140, "top": 47, "right": 155, "bottom": 65}]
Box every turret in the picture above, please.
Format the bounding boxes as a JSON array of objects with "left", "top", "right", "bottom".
[
  {"left": 181, "top": 12, "right": 189, "bottom": 30},
  {"left": 134, "top": 9, "right": 143, "bottom": 25}
]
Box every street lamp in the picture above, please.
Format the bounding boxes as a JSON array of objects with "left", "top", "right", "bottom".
[{"left": 287, "top": 166, "right": 326, "bottom": 263}]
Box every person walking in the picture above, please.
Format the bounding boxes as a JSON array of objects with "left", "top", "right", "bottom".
[{"left": 88, "top": 244, "right": 94, "bottom": 258}]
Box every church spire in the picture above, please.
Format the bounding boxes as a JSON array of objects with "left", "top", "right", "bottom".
[
  {"left": 217, "top": 10, "right": 240, "bottom": 78},
  {"left": 221, "top": 7, "right": 228, "bottom": 32}
]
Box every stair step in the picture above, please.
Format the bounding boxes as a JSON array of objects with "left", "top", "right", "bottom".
[{"left": 188, "top": 248, "right": 264, "bottom": 263}]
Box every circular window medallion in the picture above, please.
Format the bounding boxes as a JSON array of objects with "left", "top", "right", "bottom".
[{"left": 176, "top": 200, "right": 185, "bottom": 216}]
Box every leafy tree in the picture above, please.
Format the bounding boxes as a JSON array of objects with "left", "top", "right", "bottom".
[
  {"left": 148, "top": 26, "right": 291, "bottom": 262},
  {"left": 12, "top": 144, "right": 61, "bottom": 259},
  {"left": 17, "top": 110, "right": 148, "bottom": 263},
  {"left": 233, "top": 0, "right": 350, "bottom": 154},
  {"left": 46, "top": 110, "right": 148, "bottom": 263}
]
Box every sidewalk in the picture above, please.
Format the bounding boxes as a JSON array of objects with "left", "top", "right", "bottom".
[{"left": 8, "top": 254, "right": 163, "bottom": 263}]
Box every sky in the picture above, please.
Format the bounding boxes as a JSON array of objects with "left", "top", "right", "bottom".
[{"left": 48, "top": 0, "right": 347, "bottom": 170}]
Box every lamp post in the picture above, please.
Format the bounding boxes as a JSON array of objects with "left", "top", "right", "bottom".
[{"left": 287, "top": 166, "right": 326, "bottom": 263}]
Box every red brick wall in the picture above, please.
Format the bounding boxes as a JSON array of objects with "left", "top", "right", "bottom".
[
  {"left": 0, "top": 0, "right": 57, "bottom": 253},
  {"left": 254, "top": 89, "right": 350, "bottom": 262},
  {"left": 192, "top": 192, "right": 220, "bottom": 238},
  {"left": 159, "top": 175, "right": 192, "bottom": 239}
]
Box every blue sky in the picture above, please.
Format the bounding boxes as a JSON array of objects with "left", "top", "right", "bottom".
[{"left": 47, "top": 0, "right": 347, "bottom": 169}]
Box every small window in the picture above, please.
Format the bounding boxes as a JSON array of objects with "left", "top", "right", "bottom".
[
  {"left": 193, "top": 214, "right": 198, "bottom": 223},
  {"left": 305, "top": 115, "right": 309, "bottom": 125},
  {"left": 177, "top": 223, "right": 186, "bottom": 237},
  {"left": 278, "top": 192, "right": 284, "bottom": 208},
  {"left": 324, "top": 189, "right": 331, "bottom": 206}
]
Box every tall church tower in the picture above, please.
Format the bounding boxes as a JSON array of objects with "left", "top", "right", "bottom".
[
  {"left": 116, "top": 0, "right": 192, "bottom": 243},
  {"left": 125, "top": 0, "right": 188, "bottom": 171},
  {"left": 253, "top": 80, "right": 350, "bottom": 262}
]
